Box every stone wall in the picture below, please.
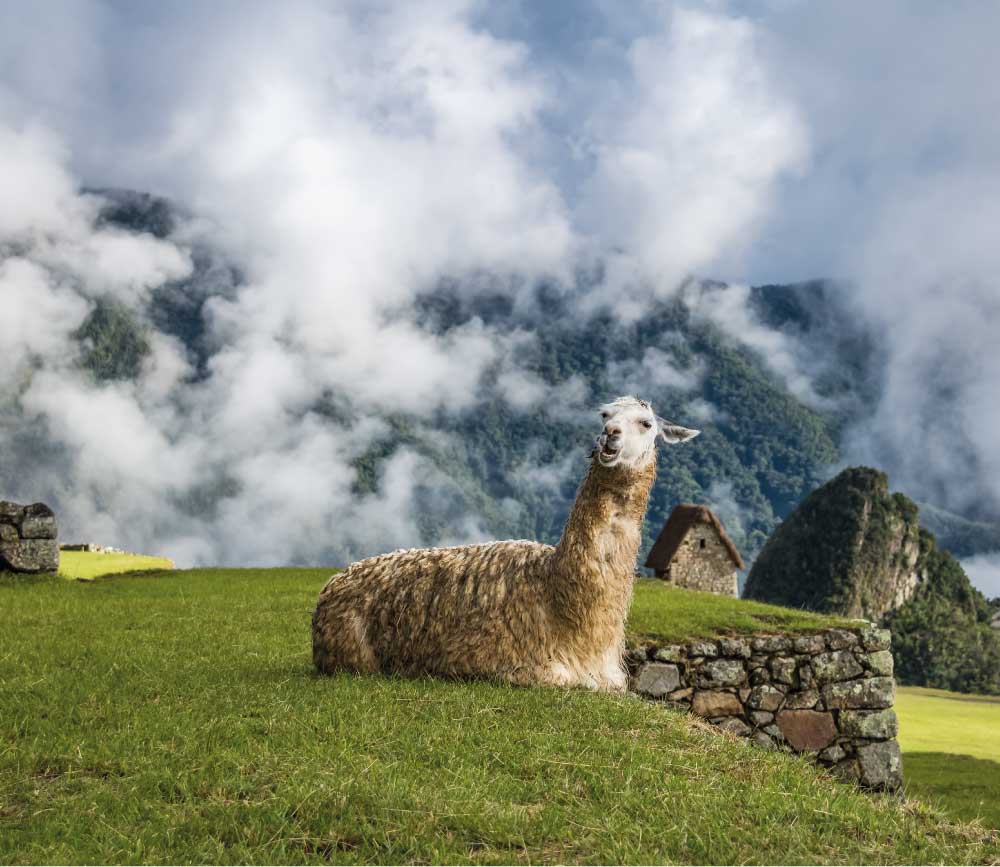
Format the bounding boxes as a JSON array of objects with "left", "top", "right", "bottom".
[
  {"left": 627, "top": 625, "right": 902, "bottom": 790},
  {"left": 663, "top": 530, "right": 738, "bottom": 597},
  {"left": 0, "top": 502, "right": 59, "bottom": 573},
  {"left": 60, "top": 543, "right": 128, "bottom": 554}
]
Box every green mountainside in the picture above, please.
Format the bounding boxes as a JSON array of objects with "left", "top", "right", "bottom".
[
  {"left": 745, "top": 467, "right": 1000, "bottom": 694},
  {"left": 10, "top": 189, "right": 1000, "bottom": 572},
  {"left": 55, "top": 191, "right": 853, "bottom": 565}
]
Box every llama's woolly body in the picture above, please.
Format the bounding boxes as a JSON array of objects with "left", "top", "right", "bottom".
[{"left": 312, "top": 456, "right": 656, "bottom": 691}]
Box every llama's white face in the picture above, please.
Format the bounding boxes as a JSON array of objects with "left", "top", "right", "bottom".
[{"left": 596, "top": 396, "right": 700, "bottom": 469}]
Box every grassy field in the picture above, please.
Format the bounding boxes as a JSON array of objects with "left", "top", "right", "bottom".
[
  {"left": 627, "top": 579, "right": 851, "bottom": 643},
  {"left": 1, "top": 568, "right": 997, "bottom": 864},
  {"left": 897, "top": 686, "right": 1000, "bottom": 832},
  {"left": 58, "top": 550, "right": 174, "bottom": 580}
]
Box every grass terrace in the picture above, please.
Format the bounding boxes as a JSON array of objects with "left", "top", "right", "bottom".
[
  {"left": 58, "top": 550, "right": 174, "bottom": 580},
  {"left": 897, "top": 686, "right": 1000, "bottom": 832},
  {"left": 626, "top": 578, "right": 852, "bottom": 645},
  {"left": 2, "top": 566, "right": 998, "bottom": 863}
]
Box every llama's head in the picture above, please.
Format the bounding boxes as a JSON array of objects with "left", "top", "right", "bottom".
[{"left": 595, "top": 395, "right": 700, "bottom": 469}]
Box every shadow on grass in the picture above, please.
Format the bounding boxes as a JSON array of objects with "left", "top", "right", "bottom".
[{"left": 905, "top": 752, "right": 1000, "bottom": 831}]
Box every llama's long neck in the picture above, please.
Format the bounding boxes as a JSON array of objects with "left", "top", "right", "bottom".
[{"left": 547, "top": 455, "right": 656, "bottom": 650}]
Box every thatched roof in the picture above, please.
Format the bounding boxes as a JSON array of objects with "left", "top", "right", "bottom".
[{"left": 644, "top": 503, "right": 745, "bottom": 571}]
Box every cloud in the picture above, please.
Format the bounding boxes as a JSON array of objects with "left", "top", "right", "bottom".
[
  {"left": 682, "top": 281, "right": 826, "bottom": 406},
  {"left": 8, "top": 0, "right": 999, "bottom": 572},
  {"left": 607, "top": 346, "right": 703, "bottom": 397},
  {"left": 960, "top": 553, "right": 1000, "bottom": 601},
  {"left": 579, "top": 5, "right": 807, "bottom": 295}
]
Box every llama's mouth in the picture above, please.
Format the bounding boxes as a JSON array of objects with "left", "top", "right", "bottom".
[{"left": 598, "top": 442, "right": 622, "bottom": 465}]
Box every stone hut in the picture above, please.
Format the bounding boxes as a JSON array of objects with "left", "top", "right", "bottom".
[
  {"left": 0, "top": 501, "right": 59, "bottom": 573},
  {"left": 645, "top": 504, "right": 744, "bottom": 597}
]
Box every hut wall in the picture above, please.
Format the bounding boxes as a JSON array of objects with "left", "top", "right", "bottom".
[{"left": 663, "top": 525, "right": 738, "bottom": 597}]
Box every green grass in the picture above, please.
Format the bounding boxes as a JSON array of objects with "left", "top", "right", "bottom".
[
  {"left": 1, "top": 569, "right": 996, "bottom": 864},
  {"left": 57, "top": 550, "right": 174, "bottom": 580},
  {"left": 626, "top": 579, "right": 852, "bottom": 644},
  {"left": 896, "top": 686, "right": 1000, "bottom": 831}
]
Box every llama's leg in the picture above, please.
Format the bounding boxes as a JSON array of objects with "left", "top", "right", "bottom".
[{"left": 312, "top": 604, "right": 378, "bottom": 675}]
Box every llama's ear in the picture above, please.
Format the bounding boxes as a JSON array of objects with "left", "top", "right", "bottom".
[{"left": 657, "top": 417, "right": 700, "bottom": 444}]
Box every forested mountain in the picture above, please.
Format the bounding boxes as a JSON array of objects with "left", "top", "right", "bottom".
[
  {"left": 7, "top": 188, "right": 999, "bottom": 574},
  {"left": 745, "top": 467, "right": 1000, "bottom": 694},
  {"left": 51, "top": 191, "right": 854, "bottom": 566}
]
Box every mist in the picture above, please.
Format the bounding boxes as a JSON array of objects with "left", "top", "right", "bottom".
[{"left": 2, "top": 1, "right": 999, "bottom": 591}]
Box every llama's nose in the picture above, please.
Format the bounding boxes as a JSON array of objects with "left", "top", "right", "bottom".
[{"left": 604, "top": 422, "right": 622, "bottom": 440}]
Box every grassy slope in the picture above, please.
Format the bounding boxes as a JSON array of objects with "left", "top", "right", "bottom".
[
  {"left": 627, "top": 579, "right": 851, "bottom": 644},
  {"left": 58, "top": 550, "right": 174, "bottom": 579},
  {"left": 1, "top": 569, "right": 997, "bottom": 865},
  {"left": 897, "top": 686, "right": 1000, "bottom": 832}
]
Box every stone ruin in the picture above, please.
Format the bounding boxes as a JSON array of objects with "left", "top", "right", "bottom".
[
  {"left": 645, "top": 504, "right": 745, "bottom": 597},
  {"left": 627, "top": 625, "right": 903, "bottom": 790},
  {"left": 0, "top": 501, "right": 59, "bottom": 573}
]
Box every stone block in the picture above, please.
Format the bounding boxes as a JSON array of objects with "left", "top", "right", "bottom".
[
  {"left": 812, "top": 650, "right": 863, "bottom": 683},
  {"left": 861, "top": 650, "right": 894, "bottom": 677},
  {"left": 792, "top": 634, "right": 826, "bottom": 654},
  {"left": 856, "top": 740, "right": 903, "bottom": 790},
  {"left": 715, "top": 717, "right": 751, "bottom": 737},
  {"left": 688, "top": 640, "right": 718, "bottom": 658},
  {"left": 839, "top": 709, "right": 898, "bottom": 740},
  {"left": 718, "top": 637, "right": 751, "bottom": 658},
  {"left": 749, "top": 710, "right": 774, "bottom": 726},
  {"left": 819, "top": 743, "right": 846, "bottom": 764},
  {"left": 19, "top": 504, "right": 56, "bottom": 539},
  {"left": 776, "top": 709, "right": 837, "bottom": 751},
  {"left": 860, "top": 626, "right": 891, "bottom": 651},
  {"left": 0, "top": 502, "right": 23, "bottom": 520},
  {"left": 692, "top": 690, "right": 742, "bottom": 718},
  {"left": 783, "top": 689, "right": 819, "bottom": 710},
  {"left": 653, "top": 645, "right": 684, "bottom": 663},
  {"left": 749, "top": 667, "right": 771, "bottom": 686},
  {"left": 748, "top": 685, "right": 784, "bottom": 712},
  {"left": 769, "top": 656, "right": 797, "bottom": 685},
  {"left": 831, "top": 758, "right": 861, "bottom": 783},
  {"left": 0, "top": 523, "right": 18, "bottom": 543},
  {"left": 633, "top": 663, "right": 681, "bottom": 698},
  {"left": 700, "top": 658, "right": 746, "bottom": 687},
  {"left": 822, "top": 677, "right": 895, "bottom": 710},
  {"left": 667, "top": 687, "right": 693, "bottom": 703},
  {"left": 824, "top": 629, "right": 860, "bottom": 651},
  {"left": 624, "top": 648, "right": 649, "bottom": 669},
  {"left": 751, "top": 731, "right": 777, "bottom": 750},
  {"left": 0, "top": 538, "right": 59, "bottom": 573},
  {"left": 798, "top": 663, "right": 816, "bottom": 688},
  {"left": 752, "top": 635, "right": 791, "bottom": 653}
]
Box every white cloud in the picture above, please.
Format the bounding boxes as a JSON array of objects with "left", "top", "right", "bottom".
[
  {"left": 961, "top": 553, "right": 1000, "bottom": 600},
  {"left": 580, "top": 5, "right": 807, "bottom": 295},
  {"left": 6, "top": 0, "right": 1000, "bottom": 569},
  {"left": 608, "top": 346, "right": 703, "bottom": 397},
  {"left": 682, "top": 281, "right": 825, "bottom": 406}
]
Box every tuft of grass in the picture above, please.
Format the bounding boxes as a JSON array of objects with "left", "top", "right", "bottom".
[
  {"left": 626, "top": 578, "right": 853, "bottom": 645},
  {"left": 58, "top": 550, "right": 174, "bottom": 580},
  {"left": 1, "top": 568, "right": 997, "bottom": 864},
  {"left": 896, "top": 686, "right": 1000, "bottom": 830}
]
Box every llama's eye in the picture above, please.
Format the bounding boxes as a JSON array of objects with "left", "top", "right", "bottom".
[
  {"left": 641, "top": 419, "right": 653, "bottom": 429},
  {"left": 601, "top": 412, "right": 609, "bottom": 419}
]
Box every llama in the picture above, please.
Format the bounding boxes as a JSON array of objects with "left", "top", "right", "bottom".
[{"left": 312, "top": 396, "right": 699, "bottom": 692}]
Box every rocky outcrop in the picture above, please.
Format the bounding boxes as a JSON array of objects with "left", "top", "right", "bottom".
[
  {"left": 0, "top": 502, "right": 59, "bottom": 573},
  {"left": 627, "top": 625, "right": 903, "bottom": 791},
  {"left": 744, "top": 468, "right": 924, "bottom": 620}
]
